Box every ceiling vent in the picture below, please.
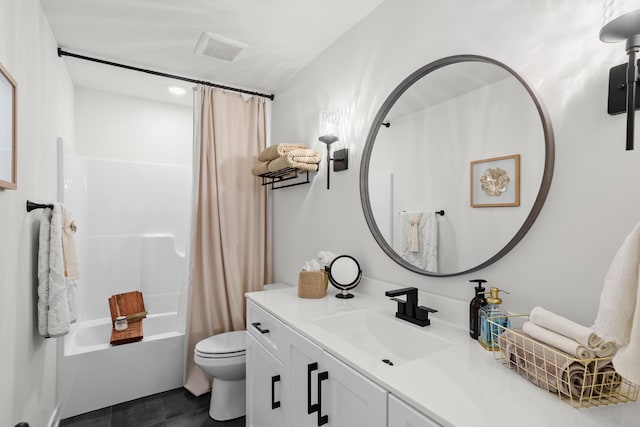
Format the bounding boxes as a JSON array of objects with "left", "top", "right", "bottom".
[{"left": 194, "top": 32, "right": 247, "bottom": 63}]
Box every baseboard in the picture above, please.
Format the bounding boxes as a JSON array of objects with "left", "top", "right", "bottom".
[{"left": 47, "top": 405, "right": 60, "bottom": 427}]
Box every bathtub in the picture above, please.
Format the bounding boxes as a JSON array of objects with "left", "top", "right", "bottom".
[{"left": 57, "top": 312, "right": 185, "bottom": 419}]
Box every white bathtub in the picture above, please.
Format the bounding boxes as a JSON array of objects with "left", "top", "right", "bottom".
[{"left": 58, "top": 312, "right": 185, "bottom": 419}]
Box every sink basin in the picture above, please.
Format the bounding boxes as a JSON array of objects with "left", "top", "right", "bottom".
[{"left": 312, "top": 310, "right": 451, "bottom": 366}]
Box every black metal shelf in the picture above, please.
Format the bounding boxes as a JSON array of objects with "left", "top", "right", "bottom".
[{"left": 259, "top": 168, "right": 310, "bottom": 190}]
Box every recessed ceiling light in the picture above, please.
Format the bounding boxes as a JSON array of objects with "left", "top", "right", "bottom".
[{"left": 168, "top": 86, "right": 187, "bottom": 96}]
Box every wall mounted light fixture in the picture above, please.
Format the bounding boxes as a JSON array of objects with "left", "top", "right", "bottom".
[
  {"left": 600, "top": 8, "right": 640, "bottom": 150},
  {"left": 319, "top": 111, "right": 348, "bottom": 190}
]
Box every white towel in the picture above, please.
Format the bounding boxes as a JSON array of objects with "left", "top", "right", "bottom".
[
  {"left": 407, "top": 212, "right": 422, "bottom": 252},
  {"left": 37, "top": 208, "right": 53, "bottom": 336},
  {"left": 594, "top": 222, "right": 640, "bottom": 384},
  {"left": 529, "top": 306, "right": 602, "bottom": 348},
  {"left": 522, "top": 321, "right": 595, "bottom": 359},
  {"left": 37, "top": 204, "right": 76, "bottom": 337},
  {"left": 399, "top": 211, "right": 438, "bottom": 272}
]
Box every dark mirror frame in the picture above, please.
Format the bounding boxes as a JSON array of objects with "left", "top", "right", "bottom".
[{"left": 359, "top": 54, "right": 555, "bottom": 277}]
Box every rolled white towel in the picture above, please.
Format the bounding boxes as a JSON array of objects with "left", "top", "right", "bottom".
[
  {"left": 595, "top": 340, "right": 618, "bottom": 358},
  {"left": 529, "top": 306, "right": 603, "bottom": 348},
  {"left": 522, "top": 322, "right": 596, "bottom": 359}
]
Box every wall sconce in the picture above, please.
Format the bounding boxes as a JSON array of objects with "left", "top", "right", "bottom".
[
  {"left": 600, "top": 8, "right": 640, "bottom": 150},
  {"left": 319, "top": 111, "right": 349, "bottom": 190}
]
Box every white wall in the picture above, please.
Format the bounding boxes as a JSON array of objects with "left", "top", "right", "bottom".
[
  {"left": 74, "top": 86, "right": 192, "bottom": 166},
  {"left": 271, "top": 0, "right": 640, "bottom": 326},
  {"left": 0, "top": 1, "right": 75, "bottom": 426}
]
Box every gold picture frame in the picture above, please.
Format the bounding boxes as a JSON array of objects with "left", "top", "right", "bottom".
[
  {"left": 0, "top": 63, "right": 17, "bottom": 190},
  {"left": 470, "top": 154, "right": 520, "bottom": 207}
]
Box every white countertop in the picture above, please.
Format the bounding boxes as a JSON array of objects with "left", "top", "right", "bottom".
[{"left": 246, "top": 278, "right": 640, "bottom": 427}]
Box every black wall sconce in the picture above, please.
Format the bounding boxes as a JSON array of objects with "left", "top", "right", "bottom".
[
  {"left": 318, "top": 134, "right": 349, "bottom": 190},
  {"left": 600, "top": 9, "right": 640, "bottom": 151}
]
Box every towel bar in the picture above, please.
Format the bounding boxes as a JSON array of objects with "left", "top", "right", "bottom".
[{"left": 26, "top": 200, "right": 54, "bottom": 212}]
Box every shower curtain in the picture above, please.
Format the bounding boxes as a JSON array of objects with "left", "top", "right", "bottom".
[{"left": 184, "top": 86, "right": 270, "bottom": 395}]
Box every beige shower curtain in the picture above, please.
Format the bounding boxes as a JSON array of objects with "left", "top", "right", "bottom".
[{"left": 184, "top": 86, "right": 270, "bottom": 396}]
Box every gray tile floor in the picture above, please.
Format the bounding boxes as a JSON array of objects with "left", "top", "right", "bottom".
[{"left": 59, "top": 388, "right": 246, "bottom": 427}]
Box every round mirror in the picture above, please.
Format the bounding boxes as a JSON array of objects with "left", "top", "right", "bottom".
[
  {"left": 360, "top": 55, "right": 554, "bottom": 277},
  {"left": 327, "top": 255, "right": 362, "bottom": 299}
]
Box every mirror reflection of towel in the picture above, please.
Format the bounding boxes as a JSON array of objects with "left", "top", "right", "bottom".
[{"left": 399, "top": 211, "right": 438, "bottom": 272}]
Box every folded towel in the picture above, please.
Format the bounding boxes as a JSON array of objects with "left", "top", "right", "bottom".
[
  {"left": 251, "top": 160, "right": 271, "bottom": 176},
  {"left": 522, "top": 321, "right": 595, "bottom": 359},
  {"left": 284, "top": 149, "right": 321, "bottom": 164},
  {"left": 258, "top": 143, "right": 307, "bottom": 162},
  {"left": 499, "top": 329, "right": 620, "bottom": 399},
  {"left": 594, "top": 340, "right": 617, "bottom": 358},
  {"left": 61, "top": 206, "right": 80, "bottom": 280},
  {"left": 530, "top": 306, "right": 602, "bottom": 348},
  {"left": 267, "top": 155, "right": 319, "bottom": 172},
  {"left": 593, "top": 222, "right": 640, "bottom": 384}
]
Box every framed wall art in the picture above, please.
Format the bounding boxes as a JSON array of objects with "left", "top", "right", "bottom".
[
  {"left": 470, "top": 154, "right": 520, "bottom": 207},
  {"left": 0, "top": 63, "right": 16, "bottom": 190}
]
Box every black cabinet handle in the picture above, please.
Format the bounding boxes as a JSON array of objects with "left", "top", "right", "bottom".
[
  {"left": 271, "top": 374, "right": 281, "bottom": 409},
  {"left": 307, "top": 362, "right": 319, "bottom": 414},
  {"left": 252, "top": 322, "right": 270, "bottom": 334},
  {"left": 317, "top": 371, "right": 329, "bottom": 426}
]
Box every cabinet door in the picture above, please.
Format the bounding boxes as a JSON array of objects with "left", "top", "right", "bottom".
[
  {"left": 388, "top": 394, "right": 441, "bottom": 427},
  {"left": 284, "top": 324, "right": 325, "bottom": 427},
  {"left": 246, "top": 334, "right": 286, "bottom": 427},
  {"left": 322, "top": 352, "right": 387, "bottom": 427}
]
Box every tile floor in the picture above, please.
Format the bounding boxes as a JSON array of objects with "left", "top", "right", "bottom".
[{"left": 59, "top": 388, "right": 246, "bottom": 427}]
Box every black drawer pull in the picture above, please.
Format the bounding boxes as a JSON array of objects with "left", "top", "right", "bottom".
[
  {"left": 252, "top": 322, "right": 270, "bottom": 334},
  {"left": 307, "top": 362, "right": 319, "bottom": 414},
  {"left": 317, "top": 371, "right": 329, "bottom": 426},
  {"left": 271, "top": 374, "right": 281, "bottom": 409}
]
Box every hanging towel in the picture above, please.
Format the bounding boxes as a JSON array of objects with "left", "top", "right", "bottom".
[
  {"left": 399, "top": 211, "right": 438, "bottom": 272},
  {"left": 37, "top": 208, "right": 53, "bottom": 337},
  {"left": 593, "top": 222, "right": 640, "bottom": 384},
  {"left": 407, "top": 212, "right": 422, "bottom": 252},
  {"left": 258, "top": 143, "right": 307, "bottom": 162},
  {"left": 37, "top": 204, "right": 76, "bottom": 337},
  {"left": 62, "top": 206, "right": 80, "bottom": 280}
]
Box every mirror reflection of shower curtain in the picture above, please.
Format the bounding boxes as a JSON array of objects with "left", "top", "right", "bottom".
[
  {"left": 184, "top": 86, "right": 270, "bottom": 396},
  {"left": 399, "top": 211, "right": 438, "bottom": 272}
]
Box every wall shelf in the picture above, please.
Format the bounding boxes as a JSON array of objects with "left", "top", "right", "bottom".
[{"left": 259, "top": 168, "right": 310, "bottom": 190}]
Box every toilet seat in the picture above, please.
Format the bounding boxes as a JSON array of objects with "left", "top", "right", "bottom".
[{"left": 195, "top": 330, "right": 246, "bottom": 359}]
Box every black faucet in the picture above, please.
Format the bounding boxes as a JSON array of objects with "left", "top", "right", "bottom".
[{"left": 385, "top": 287, "right": 437, "bottom": 327}]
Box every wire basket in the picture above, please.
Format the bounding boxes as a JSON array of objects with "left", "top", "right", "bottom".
[{"left": 488, "top": 315, "right": 639, "bottom": 408}]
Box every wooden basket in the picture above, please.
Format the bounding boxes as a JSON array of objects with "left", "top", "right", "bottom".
[{"left": 297, "top": 270, "right": 328, "bottom": 299}]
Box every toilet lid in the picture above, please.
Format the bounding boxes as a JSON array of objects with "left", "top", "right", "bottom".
[{"left": 195, "top": 330, "right": 246, "bottom": 355}]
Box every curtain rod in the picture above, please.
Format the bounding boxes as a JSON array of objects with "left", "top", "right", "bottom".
[{"left": 57, "top": 47, "right": 275, "bottom": 101}]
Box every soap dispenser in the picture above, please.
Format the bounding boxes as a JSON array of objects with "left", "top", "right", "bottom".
[
  {"left": 469, "top": 279, "right": 487, "bottom": 340},
  {"left": 478, "top": 287, "right": 510, "bottom": 351}
]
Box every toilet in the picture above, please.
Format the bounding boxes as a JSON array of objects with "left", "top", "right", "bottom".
[
  {"left": 194, "top": 282, "right": 290, "bottom": 421},
  {"left": 194, "top": 330, "right": 247, "bottom": 421}
]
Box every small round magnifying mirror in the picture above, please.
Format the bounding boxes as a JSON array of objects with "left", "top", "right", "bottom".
[{"left": 326, "top": 255, "right": 362, "bottom": 299}]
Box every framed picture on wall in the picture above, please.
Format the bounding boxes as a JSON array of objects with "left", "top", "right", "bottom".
[
  {"left": 0, "top": 63, "right": 17, "bottom": 190},
  {"left": 470, "top": 154, "right": 520, "bottom": 207}
]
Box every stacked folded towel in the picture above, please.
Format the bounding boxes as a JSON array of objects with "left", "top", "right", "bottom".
[
  {"left": 499, "top": 329, "right": 621, "bottom": 399},
  {"left": 251, "top": 144, "right": 321, "bottom": 176},
  {"left": 528, "top": 306, "right": 617, "bottom": 358}
]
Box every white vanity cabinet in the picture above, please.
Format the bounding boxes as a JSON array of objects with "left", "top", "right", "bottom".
[
  {"left": 247, "top": 300, "right": 387, "bottom": 427},
  {"left": 284, "top": 319, "right": 388, "bottom": 427},
  {"left": 246, "top": 334, "right": 285, "bottom": 427},
  {"left": 388, "top": 394, "right": 442, "bottom": 427}
]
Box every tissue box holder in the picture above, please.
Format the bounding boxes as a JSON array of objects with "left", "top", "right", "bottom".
[{"left": 298, "top": 270, "right": 328, "bottom": 299}]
